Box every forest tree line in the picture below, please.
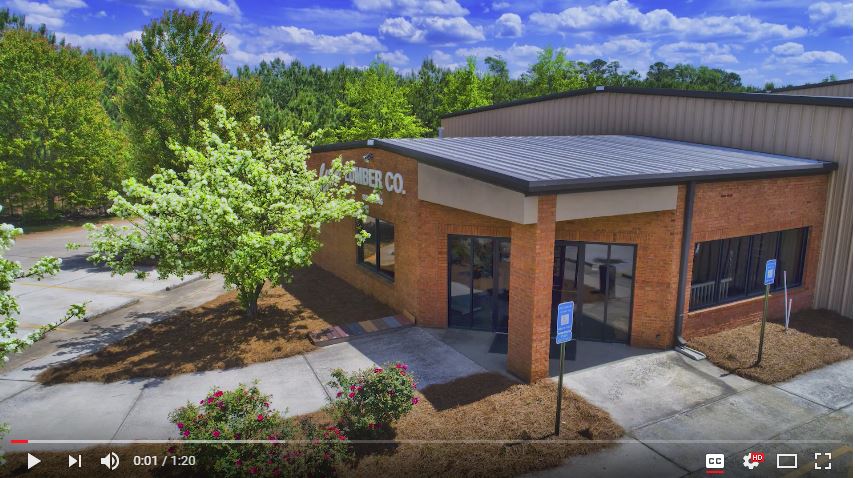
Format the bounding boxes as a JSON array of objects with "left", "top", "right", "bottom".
[{"left": 0, "top": 8, "right": 820, "bottom": 221}]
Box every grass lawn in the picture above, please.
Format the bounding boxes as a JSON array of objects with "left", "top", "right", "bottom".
[
  {"left": 688, "top": 309, "right": 852, "bottom": 384},
  {"left": 37, "top": 266, "right": 395, "bottom": 384},
  {"left": 2, "top": 373, "right": 623, "bottom": 478}
]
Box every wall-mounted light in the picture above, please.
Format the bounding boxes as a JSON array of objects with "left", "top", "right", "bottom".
[{"left": 362, "top": 153, "right": 373, "bottom": 163}]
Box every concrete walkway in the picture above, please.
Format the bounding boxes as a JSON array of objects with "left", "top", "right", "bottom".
[
  {"left": 531, "top": 355, "right": 853, "bottom": 478},
  {"left": 0, "top": 327, "right": 485, "bottom": 452}
]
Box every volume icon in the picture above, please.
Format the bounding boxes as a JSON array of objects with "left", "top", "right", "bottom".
[{"left": 100, "top": 452, "right": 119, "bottom": 470}]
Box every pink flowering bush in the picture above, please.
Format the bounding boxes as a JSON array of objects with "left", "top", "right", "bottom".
[
  {"left": 169, "top": 383, "right": 349, "bottom": 477},
  {"left": 327, "top": 363, "right": 418, "bottom": 439}
]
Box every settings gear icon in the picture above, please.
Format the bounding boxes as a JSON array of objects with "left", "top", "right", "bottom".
[{"left": 743, "top": 453, "right": 760, "bottom": 470}]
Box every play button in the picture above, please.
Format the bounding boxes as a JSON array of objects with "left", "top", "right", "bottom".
[{"left": 27, "top": 453, "right": 41, "bottom": 469}]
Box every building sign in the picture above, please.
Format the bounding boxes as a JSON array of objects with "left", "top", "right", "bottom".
[{"left": 319, "top": 163, "right": 405, "bottom": 195}]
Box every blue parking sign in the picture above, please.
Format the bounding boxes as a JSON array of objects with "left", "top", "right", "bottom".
[
  {"left": 764, "top": 259, "right": 777, "bottom": 286},
  {"left": 556, "top": 301, "right": 574, "bottom": 344}
]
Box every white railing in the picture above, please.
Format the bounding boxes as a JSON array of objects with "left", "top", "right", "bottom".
[{"left": 691, "top": 277, "right": 733, "bottom": 307}]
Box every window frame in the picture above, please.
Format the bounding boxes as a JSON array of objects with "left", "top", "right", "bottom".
[
  {"left": 356, "top": 216, "right": 395, "bottom": 281},
  {"left": 689, "top": 227, "right": 809, "bottom": 311}
]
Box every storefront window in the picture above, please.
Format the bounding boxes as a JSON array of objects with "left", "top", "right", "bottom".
[
  {"left": 357, "top": 216, "right": 394, "bottom": 280},
  {"left": 689, "top": 227, "right": 808, "bottom": 310}
]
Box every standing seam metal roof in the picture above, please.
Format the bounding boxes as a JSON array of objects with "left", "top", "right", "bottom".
[{"left": 313, "top": 135, "right": 835, "bottom": 195}]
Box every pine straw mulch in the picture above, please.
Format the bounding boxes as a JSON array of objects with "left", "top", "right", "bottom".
[
  {"left": 2, "top": 373, "right": 624, "bottom": 478},
  {"left": 36, "top": 266, "right": 396, "bottom": 385},
  {"left": 688, "top": 309, "right": 852, "bottom": 384},
  {"left": 345, "top": 372, "right": 623, "bottom": 477}
]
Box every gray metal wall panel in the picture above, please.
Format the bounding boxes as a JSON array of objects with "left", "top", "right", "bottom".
[
  {"left": 774, "top": 83, "right": 853, "bottom": 97},
  {"left": 441, "top": 92, "right": 853, "bottom": 317}
]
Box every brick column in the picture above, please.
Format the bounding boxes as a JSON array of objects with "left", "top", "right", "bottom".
[{"left": 507, "top": 195, "right": 556, "bottom": 382}]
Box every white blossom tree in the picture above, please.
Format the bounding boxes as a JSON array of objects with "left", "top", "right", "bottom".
[
  {"left": 0, "top": 209, "right": 86, "bottom": 365},
  {"left": 85, "top": 105, "right": 374, "bottom": 318}
]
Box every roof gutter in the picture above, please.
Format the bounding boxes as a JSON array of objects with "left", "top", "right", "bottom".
[{"left": 673, "top": 181, "right": 706, "bottom": 360}]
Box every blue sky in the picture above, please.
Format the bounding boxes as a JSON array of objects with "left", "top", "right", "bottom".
[{"left": 4, "top": 0, "right": 852, "bottom": 87}]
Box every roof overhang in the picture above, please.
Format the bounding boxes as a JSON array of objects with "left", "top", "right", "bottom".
[{"left": 311, "top": 139, "right": 837, "bottom": 196}]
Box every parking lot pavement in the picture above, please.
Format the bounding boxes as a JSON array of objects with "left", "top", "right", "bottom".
[
  {"left": 559, "top": 351, "right": 756, "bottom": 429},
  {"left": 530, "top": 354, "right": 854, "bottom": 477},
  {"left": 7, "top": 223, "right": 200, "bottom": 339}
]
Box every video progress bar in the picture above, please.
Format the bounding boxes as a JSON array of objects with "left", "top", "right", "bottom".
[{"left": 10, "top": 439, "right": 852, "bottom": 445}]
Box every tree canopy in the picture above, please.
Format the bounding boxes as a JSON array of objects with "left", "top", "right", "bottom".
[
  {"left": 85, "top": 106, "right": 374, "bottom": 317},
  {"left": 334, "top": 62, "right": 429, "bottom": 141},
  {"left": 0, "top": 28, "right": 125, "bottom": 216},
  {"left": 121, "top": 10, "right": 233, "bottom": 177}
]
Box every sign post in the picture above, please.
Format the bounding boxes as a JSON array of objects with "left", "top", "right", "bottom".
[
  {"left": 555, "top": 301, "right": 574, "bottom": 436},
  {"left": 755, "top": 259, "right": 776, "bottom": 366}
]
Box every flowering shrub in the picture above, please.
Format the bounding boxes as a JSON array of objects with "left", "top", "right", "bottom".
[
  {"left": 327, "top": 363, "right": 418, "bottom": 439},
  {"left": 169, "top": 383, "right": 349, "bottom": 477}
]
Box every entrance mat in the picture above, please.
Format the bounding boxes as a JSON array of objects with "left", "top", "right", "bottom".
[{"left": 309, "top": 315, "right": 414, "bottom": 346}]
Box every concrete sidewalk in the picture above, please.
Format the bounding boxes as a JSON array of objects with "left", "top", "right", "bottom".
[
  {"left": 531, "top": 356, "right": 853, "bottom": 477},
  {"left": 0, "top": 327, "right": 486, "bottom": 452}
]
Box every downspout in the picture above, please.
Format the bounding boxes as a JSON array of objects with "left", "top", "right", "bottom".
[{"left": 674, "top": 181, "right": 706, "bottom": 360}]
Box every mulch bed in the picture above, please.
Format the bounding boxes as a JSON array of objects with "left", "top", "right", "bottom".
[
  {"left": 3, "top": 373, "right": 624, "bottom": 478},
  {"left": 688, "top": 309, "right": 852, "bottom": 384},
  {"left": 36, "top": 266, "right": 395, "bottom": 384}
]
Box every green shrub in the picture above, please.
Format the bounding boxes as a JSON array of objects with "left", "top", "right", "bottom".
[
  {"left": 327, "top": 363, "right": 419, "bottom": 439},
  {"left": 169, "top": 383, "right": 349, "bottom": 477}
]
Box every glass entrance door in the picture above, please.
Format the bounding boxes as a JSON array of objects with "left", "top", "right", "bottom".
[
  {"left": 448, "top": 235, "right": 511, "bottom": 333},
  {"left": 552, "top": 242, "right": 636, "bottom": 343}
]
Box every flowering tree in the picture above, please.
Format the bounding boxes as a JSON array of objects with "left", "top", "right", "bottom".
[
  {"left": 1, "top": 208, "right": 86, "bottom": 365},
  {"left": 85, "top": 105, "right": 373, "bottom": 318}
]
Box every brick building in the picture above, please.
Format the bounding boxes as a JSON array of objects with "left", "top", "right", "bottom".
[{"left": 309, "top": 134, "right": 834, "bottom": 383}]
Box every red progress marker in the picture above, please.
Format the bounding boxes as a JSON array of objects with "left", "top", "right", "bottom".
[{"left": 10, "top": 439, "right": 28, "bottom": 444}]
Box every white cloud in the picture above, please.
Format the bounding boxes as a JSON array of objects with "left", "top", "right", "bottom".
[
  {"left": 221, "top": 33, "right": 294, "bottom": 68},
  {"left": 491, "top": 1, "right": 511, "bottom": 10},
  {"left": 656, "top": 41, "right": 739, "bottom": 64},
  {"left": 353, "top": 0, "right": 468, "bottom": 16},
  {"left": 379, "top": 17, "right": 425, "bottom": 43},
  {"left": 529, "top": 0, "right": 807, "bottom": 41},
  {"left": 380, "top": 15, "right": 485, "bottom": 43},
  {"left": 564, "top": 38, "right": 652, "bottom": 57},
  {"left": 455, "top": 43, "right": 543, "bottom": 76},
  {"left": 7, "top": 0, "right": 87, "bottom": 29},
  {"left": 495, "top": 13, "right": 523, "bottom": 38},
  {"left": 770, "top": 49, "right": 848, "bottom": 65},
  {"left": 258, "top": 26, "right": 385, "bottom": 54},
  {"left": 771, "top": 41, "right": 805, "bottom": 56},
  {"left": 419, "top": 16, "right": 485, "bottom": 43},
  {"left": 429, "top": 49, "right": 460, "bottom": 68},
  {"left": 131, "top": 0, "right": 241, "bottom": 17},
  {"left": 808, "top": 2, "right": 853, "bottom": 28},
  {"left": 56, "top": 30, "right": 141, "bottom": 52},
  {"left": 378, "top": 49, "right": 409, "bottom": 66}
]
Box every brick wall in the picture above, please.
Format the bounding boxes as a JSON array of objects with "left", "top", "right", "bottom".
[
  {"left": 682, "top": 175, "right": 829, "bottom": 338},
  {"left": 416, "top": 201, "right": 514, "bottom": 327},
  {"left": 553, "top": 188, "right": 685, "bottom": 349},
  {"left": 308, "top": 148, "right": 421, "bottom": 319}
]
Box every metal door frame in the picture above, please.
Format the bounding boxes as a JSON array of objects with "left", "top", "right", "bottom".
[
  {"left": 447, "top": 235, "right": 510, "bottom": 333},
  {"left": 552, "top": 241, "right": 637, "bottom": 343}
]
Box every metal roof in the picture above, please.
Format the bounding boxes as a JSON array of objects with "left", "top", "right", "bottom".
[
  {"left": 439, "top": 86, "right": 853, "bottom": 119},
  {"left": 315, "top": 135, "right": 835, "bottom": 195}
]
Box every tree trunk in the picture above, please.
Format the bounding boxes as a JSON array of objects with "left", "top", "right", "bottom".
[
  {"left": 243, "top": 283, "right": 264, "bottom": 319},
  {"left": 46, "top": 193, "right": 55, "bottom": 216}
]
